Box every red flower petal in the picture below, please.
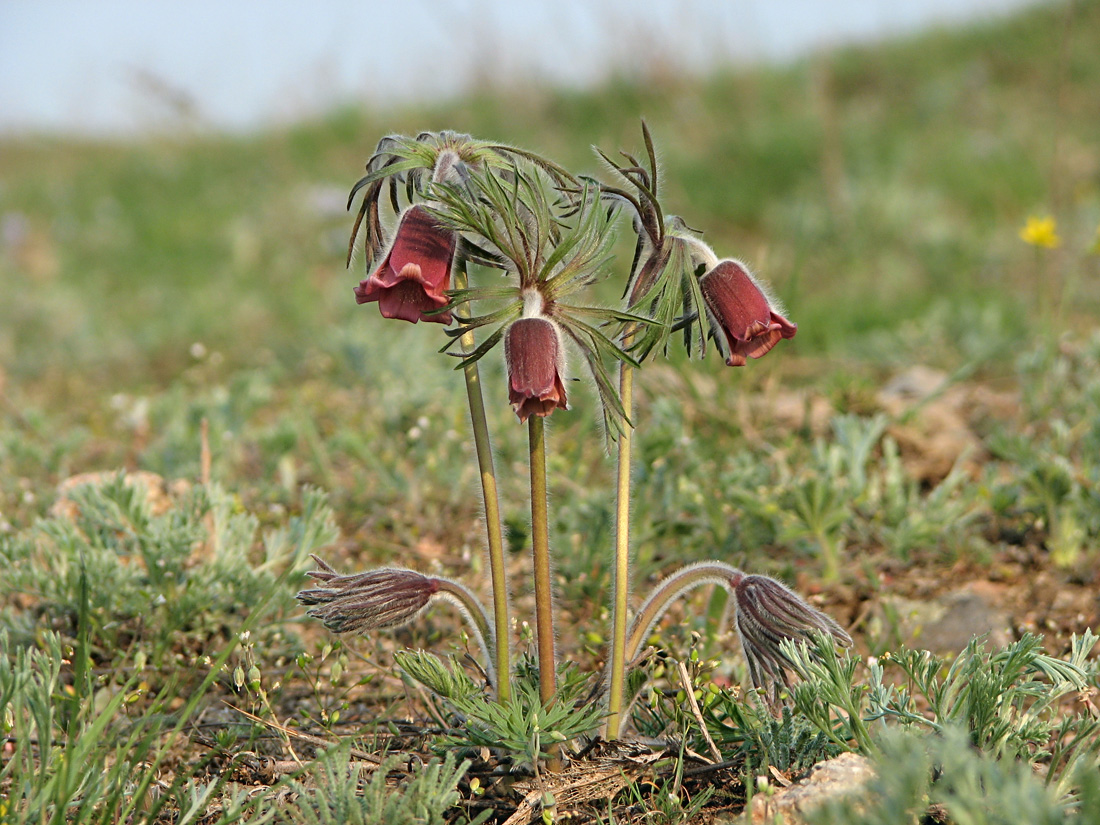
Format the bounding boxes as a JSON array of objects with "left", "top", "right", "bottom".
[
  {"left": 699, "top": 260, "right": 796, "bottom": 366},
  {"left": 354, "top": 205, "right": 456, "bottom": 324},
  {"left": 505, "top": 318, "right": 568, "bottom": 422}
]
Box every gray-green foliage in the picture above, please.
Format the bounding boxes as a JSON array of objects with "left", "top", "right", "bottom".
[
  {"left": 396, "top": 650, "right": 604, "bottom": 771},
  {"left": 619, "top": 401, "right": 982, "bottom": 587},
  {"left": 782, "top": 630, "right": 1100, "bottom": 804},
  {"left": 805, "top": 727, "right": 1100, "bottom": 825},
  {"left": 1, "top": 630, "right": 147, "bottom": 823},
  {"left": 780, "top": 632, "right": 875, "bottom": 753},
  {"left": 626, "top": 657, "right": 838, "bottom": 775},
  {"left": 865, "top": 632, "right": 1096, "bottom": 761},
  {"left": 0, "top": 625, "right": 254, "bottom": 825},
  {"left": 0, "top": 473, "right": 337, "bottom": 656},
  {"left": 615, "top": 776, "right": 715, "bottom": 825},
  {"left": 609, "top": 332, "right": 1100, "bottom": 589},
  {"left": 171, "top": 782, "right": 273, "bottom": 825},
  {"left": 281, "top": 746, "right": 481, "bottom": 825},
  {"left": 0, "top": 491, "right": 479, "bottom": 825},
  {"left": 394, "top": 649, "right": 486, "bottom": 705},
  {"left": 987, "top": 332, "right": 1100, "bottom": 568},
  {"left": 0, "top": 472, "right": 342, "bottom": 823},
  {"left": 0, "top": 520, "right": 305, "bottom": 825},
  {"left": 706, "top": 701, "right": 840, "bottom": 776},
  {"left": 594, "top": 332, "right": 1100, "bottom": 588}
]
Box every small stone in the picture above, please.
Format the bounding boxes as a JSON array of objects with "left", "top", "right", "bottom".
[
  {"left": 876, "top": 365, "right": 990, "bottom": 483},
  {"left": 874, "top": 582, "right": 1012, "bottom": 654},
  {"left": 715, "top": 753, "right": 875, "bottom": 824}
]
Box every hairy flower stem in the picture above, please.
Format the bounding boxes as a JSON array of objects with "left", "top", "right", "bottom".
[
  {"left": 624, "top": 562, "right": 742, "bottom": 667},
  {"left": 605, "top": 357, "right": 635, "bottom": 741},
  {"left": 433, "top": 577, "right": 497, "bottom": 686},
  {"left": 528, "top": 416, "right": 557, "bottom": 706},
  {"left": 454, "top": 259, "right": 511, "bottom": 701}
]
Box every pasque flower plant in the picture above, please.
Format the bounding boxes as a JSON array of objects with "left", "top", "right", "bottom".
[{"left": 298, "top": 126, "right": 849, "bottom": 763}]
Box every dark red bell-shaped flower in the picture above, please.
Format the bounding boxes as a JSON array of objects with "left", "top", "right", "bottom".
[
  {"left": 354, "top": 205, "right": 456, "bottom": 324},
  {"left": 699, "top": 260, "right": 796, "bottom": 366},
  {"left": 504, "top": 317, "right": 568, "bottom": 422}
]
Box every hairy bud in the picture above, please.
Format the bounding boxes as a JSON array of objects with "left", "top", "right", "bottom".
[
  {"left": 732, "top": 573, "right": 852, "bottom": 705},
  {"left": 297, "top": 555, "right": 440, "bottom": 634}
]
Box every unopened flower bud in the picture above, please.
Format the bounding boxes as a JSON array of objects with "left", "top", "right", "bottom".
[
  {"left": 297, "top": 555, "right": 440, "bottom": 634},
  {"left": 732, "top": 573, "right": 852, "bottom": 704}
]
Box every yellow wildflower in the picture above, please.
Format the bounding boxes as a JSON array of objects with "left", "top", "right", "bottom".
[{"left": 1019, "top": 215, "right": 1061, "bottom": 248}]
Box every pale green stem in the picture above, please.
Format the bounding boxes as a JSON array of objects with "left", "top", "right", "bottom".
[
  {"left": 528, "top": 416, "right": 557, "bottom": 706},
  {"left": 623, "top": 562, "right": 742, "bottom": 670},
  {"left": 604, "top": 358, "right": 635, "bottom": 741},
  {"left": 433, "top": 577, "right": 496, "bottom": 687},
  {"left": 603, "top": 562, "right": 743, "bottom": 734},
  {"left": 454, "top": 259, "right": 511, "bottom": 701}
]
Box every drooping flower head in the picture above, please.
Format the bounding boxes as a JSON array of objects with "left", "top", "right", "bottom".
[
  {"left": 731, "top": 573, "right": 852, "bottom": 705},
  {"left": 354, "top": 204, "right": 457, "bottom": 324},
  {"left": 346, "top": 133, "right": 581, "bottom": 325},
  {"left": 593, "top": 124, "right": 795, "bottom": 370},
  {"left": 699, "top": 259, "right": 797, "bottom": 367},
  {"left": 502, "top": 290, "right": 568, "bottom": 422},
  {"left": 298, "top": 555, "right": 497, "bottom": 685},
  {"left": 347, "top": 131, "right": 578, "bottom": 267},
  {"left": 297, "top": 556, "right": 441, "bottom": 633}
]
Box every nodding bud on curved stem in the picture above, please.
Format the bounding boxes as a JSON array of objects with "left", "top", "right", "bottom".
[
  {"left": 624, "top": 562, "right": 737, "bottom": 665},
  {"left": 731, "top": 573, "right": 850, "bottom": 706},
  {"left": 298, "top": 559, "right": 439, "bottom": 632},
  {"left": 297, "top": 555, "right": 496, "bottom": 687},
  {"left": 620, "top": 561, "right": 850, "bottom": 707}
]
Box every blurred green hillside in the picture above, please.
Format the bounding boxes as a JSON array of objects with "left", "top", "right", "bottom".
[{"left": 0, "top": 0, "right": 1098, "bottom": 530}]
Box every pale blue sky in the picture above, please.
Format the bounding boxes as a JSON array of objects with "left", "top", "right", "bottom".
[{"left": 0, "top": 0, "right": 1044, "bottom": 135}]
